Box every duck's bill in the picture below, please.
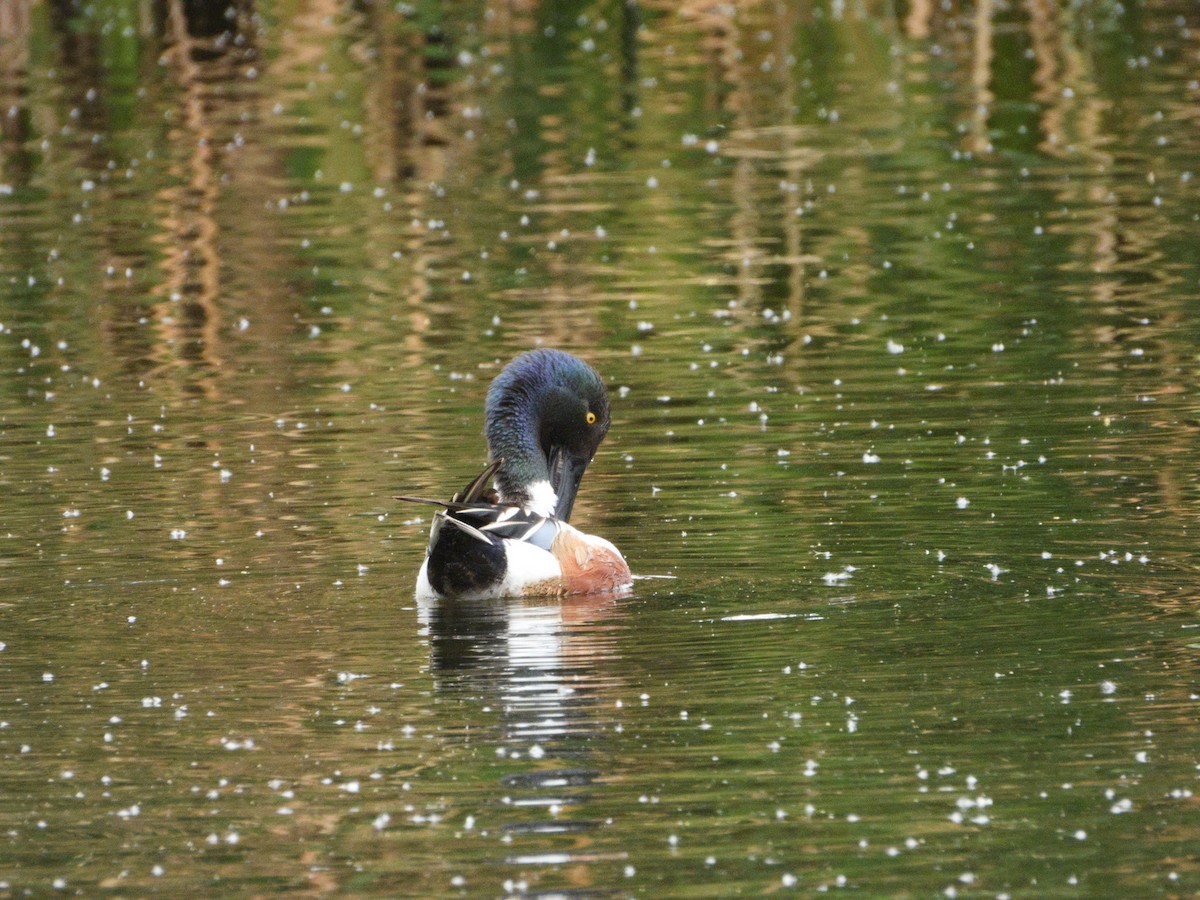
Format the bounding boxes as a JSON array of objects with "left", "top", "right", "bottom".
[{"left": 549, "top": 448, "right": 590, "bottom": 522}]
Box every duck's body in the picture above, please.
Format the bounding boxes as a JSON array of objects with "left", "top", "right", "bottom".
[{"left": 407, "top": 349, "right": 631, "bottom": 601}]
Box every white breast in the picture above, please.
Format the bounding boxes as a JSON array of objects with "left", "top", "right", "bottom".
[{"left": 495, "top": 539, "right": 563, "bottom": 596}]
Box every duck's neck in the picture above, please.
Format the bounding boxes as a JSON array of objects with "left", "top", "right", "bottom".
[{"left": 485, "top": 409, "right": 557, "bottom": 515}]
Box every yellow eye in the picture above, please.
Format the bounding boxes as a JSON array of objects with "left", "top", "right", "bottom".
[{"left": 586, "top": 411, "right": 597, "bottom": 425}]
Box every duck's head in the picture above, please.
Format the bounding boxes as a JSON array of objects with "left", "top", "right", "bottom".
[{"left": 484, "top": 349, "right": 613, "bottom": 520}]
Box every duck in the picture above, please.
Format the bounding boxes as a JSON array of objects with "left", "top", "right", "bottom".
[{"left": 402, "top": 349, "right": 632, "bottom": 601}]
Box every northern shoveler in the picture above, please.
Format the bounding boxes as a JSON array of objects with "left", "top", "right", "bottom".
[{"left": 402, "top": 349, "right": 632, "bottom": 600}]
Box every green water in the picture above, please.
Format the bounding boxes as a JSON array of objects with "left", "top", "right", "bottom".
[{"left": 2, "top": 0, "right": 1199, "bottom": 896}]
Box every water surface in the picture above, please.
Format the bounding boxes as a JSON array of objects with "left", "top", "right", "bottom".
[{"left": 1, "top": 1, "right": 1199, "bottom": 896}]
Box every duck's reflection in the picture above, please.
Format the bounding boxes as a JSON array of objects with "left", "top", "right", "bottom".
[
  {"left": 419, "top": 593, "right": 625, "bottom": 740},
  {"left": 418, "top": 594, "right": 629, "bottom": 878}
]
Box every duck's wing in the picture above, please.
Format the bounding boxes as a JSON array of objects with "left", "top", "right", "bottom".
[
  {"left": 398, "top": 459, "right": 558, "bottom": 552},
  {"left": 395, "top": 458, "right": 503, "bottom": 512},
  {"left": 452, "top": 458, "right": 503, "bottom": 504},
  {"left": 453, "top": 504, "right": 559, "bottom": 552}
]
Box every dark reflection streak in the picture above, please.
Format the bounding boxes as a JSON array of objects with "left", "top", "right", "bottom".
[
  {"left": 0, "top": 1, "right": 35, "bottom": 189},
  {"left": 619, "top": 0, "right": 641, "bottom": 121},
  {"left": 424, "top": 597, "right": 508, "bottom": 673}
]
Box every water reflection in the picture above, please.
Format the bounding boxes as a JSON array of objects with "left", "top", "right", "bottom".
[{"left": 420, "top": 593, "right": 627, "bottom": 888}]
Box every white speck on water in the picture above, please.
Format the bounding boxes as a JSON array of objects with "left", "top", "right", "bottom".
[
  {"left": 42, "top": 672, "right": 54, "bottom": 682},
  {"left": 782, "top": 873, "right": 798, "bottom": 887},
  {"left": 529, "top": 744, "right": 545, "bottom": 759},
  {"left": 956, "top": 497, "right": 970, "bottom": 509},
  {"left": 372, "top": 812, "right": 390, "bottom": 830},
  {"left": 886, "top": 339, "right": 904, "bottom": 355},
  {"left": 169, "top": 529, "right": 187, "bottom": 540},
  {"left": 822, "top": 567, "right": 856, "bottom": 585},
  {"left": 1101, "top": 680, "right": 1118, "bottom": 695},
  {"left": 862, "top": 450, "right": 880, "bottom": 463}
]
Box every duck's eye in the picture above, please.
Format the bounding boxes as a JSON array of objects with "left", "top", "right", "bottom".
[{"left": 585, "top": 411, "right": 597, "bottom": 425}]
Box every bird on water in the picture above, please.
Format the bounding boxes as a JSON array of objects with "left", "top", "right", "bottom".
[{"left": 401, "top": 349, "right": 632, "bottom": 600}]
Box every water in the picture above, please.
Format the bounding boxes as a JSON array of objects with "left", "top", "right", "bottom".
[{"left": 2, "top": 1, "right": 1199, "bottom": 895}]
